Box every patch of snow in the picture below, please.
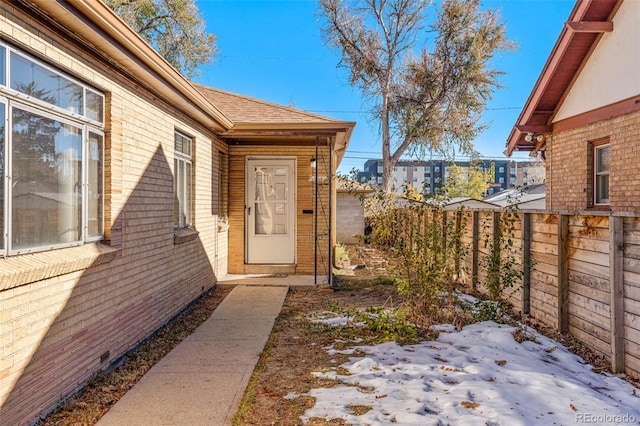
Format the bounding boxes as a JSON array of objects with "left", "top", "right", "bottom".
[{"left": 299, "top": 321, "right": 640, "bottom": 425}]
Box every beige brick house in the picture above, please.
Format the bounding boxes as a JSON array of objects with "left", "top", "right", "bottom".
[
  {"left": 506, "top": 0, "right": 640, "bottom": 213},
  {"left": 0, "top": 1, "right": 353, "bottom": 424}
]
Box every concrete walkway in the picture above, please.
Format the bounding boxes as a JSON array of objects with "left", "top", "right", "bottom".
[{"left": 97, "top": 285, "right": 289, "bottom": 426}]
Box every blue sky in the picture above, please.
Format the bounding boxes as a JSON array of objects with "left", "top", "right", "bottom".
[{"left": 194, "top": 0, "right": 575, "bottom": 173}]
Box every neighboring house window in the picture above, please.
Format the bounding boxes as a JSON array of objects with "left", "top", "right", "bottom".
[
  {"left": 425, "top": 166, "right": 431, "bottom": 174},
  {"left": 499, "top": 167, "right": 505, "bottom": 173},
  {"left": 435, "top": 166, "right": 440, "bottom": 173},
  {"left": 377, "top": 176, "right": 383, "bottom": 184},
  {"left": 499, "top": 177, "right": 504, "bottom": 184},
  {"left": 0, "top": 44, "right": 104, "bottom": 255},
  {"left": 174, "top": 131, "right": 193, "bottom": 228},
  {"left": 425, "top": 177, "right": 431, "bottom": 184},
  {"left": 593, "top": 143, "right": 610, "bottom": 206},
  {"left": 377, "top": 165, "right": 383, "bottom": 174}
]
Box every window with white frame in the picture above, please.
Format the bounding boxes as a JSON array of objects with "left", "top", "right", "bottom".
[
  {"left": 0, "top": 44, "right": 104, "bottom": 255},
  {"left": 594, "top": 143, "right": 610, "bottom": 205},
  {"left": 174, "top": 131, "right": 192, "bottom": 228}
]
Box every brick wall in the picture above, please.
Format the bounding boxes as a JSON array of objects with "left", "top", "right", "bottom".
[
  {"left": 548, "top": 109, "right": 640, "bottom": 212},
  {"left": 0, "top": 4, "right": 228, "bottom": 425}
]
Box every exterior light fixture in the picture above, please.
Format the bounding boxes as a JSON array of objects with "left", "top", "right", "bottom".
[{"left": 310, "top": 158, "right": 317, "bottom": 169}]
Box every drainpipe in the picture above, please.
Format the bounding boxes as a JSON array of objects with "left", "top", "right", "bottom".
[
  {"left": 329, "top": 137, "right": 334, "bottom": 289},
  {"left": 314, "top": 136, "right": 318, "bottom": 285}
]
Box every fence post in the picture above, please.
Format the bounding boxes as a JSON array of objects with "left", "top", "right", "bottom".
[
  {"left": 609, "top": 215, "right": 625, "bottom": 373},
  {"left": 492, "top": 211, "right": 501, "bottom": 289},
  {"left": 472, "top": 211, "right": 479, "bottom": 291},
  {"left": 557, "top": 214, "right": 569, "bottom": 333},
  {"left": 522, "top": 213, "right": 531, "bottom": 315},
  {"left": 455, "top": 210, "right": 462, "bottom": 279}
]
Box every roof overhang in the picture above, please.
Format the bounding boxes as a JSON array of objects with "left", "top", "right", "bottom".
[
  {"left": 220, "top": 121, "right": 356, "bottom": 164},
  {"left": 24, "top": 0, "right": 233, "bottom": 132},
  {"left": 505, "top": 0, "right": 621, "bottom": 156}
]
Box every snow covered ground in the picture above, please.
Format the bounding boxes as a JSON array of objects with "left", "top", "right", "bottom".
[{"left": 290, "top": 320, "right": 640, "bottom": 425}]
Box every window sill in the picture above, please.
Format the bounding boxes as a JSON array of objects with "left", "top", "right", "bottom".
[
  {"left": 0, "top": 243, "right": 118, "bottom": 291},
  {"left": 174, "top": 227, "right": 199, "bottom": 244}
]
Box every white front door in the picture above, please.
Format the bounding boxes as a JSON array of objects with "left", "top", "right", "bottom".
[{"left": 246, "top": 158, "right": 296, "bottom": 264}]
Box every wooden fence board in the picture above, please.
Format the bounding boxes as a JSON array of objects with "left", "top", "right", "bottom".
[
  {"left": 625, "top": 297, "right": 640, "bottom": 317},
  {"left": 569, "top": 226, "right": 610, "bottom": 241},
  {"left": 569, "top": 215, "right": 609, "bottom": 228},
  {"left": 569, "top": 281, "right": 610, "bottom": 304},
  {"left": 624, "top": 257, "right": 640, "bottom": 274},
  {"left": 568, "top": 270, "right": 609, "bottom": 292},
  {"left": 530, "top": 240, "right": 558, "bottom": 256},
  {"left": 570, "top": 259, "right": 609, "bottom": 280},
  {"left": 624, "top": 217, "right": 640, "bottom": 231},
  {"left": 530, "top": 251, "right": 559, "bottom": 268},
  {"left": 624, "top": 229, "right": 640, "bottom": 245},
  {"left": 570, "top": 247, "right": 610, "bottom": 267},
  {"left": 569, "top": 324, "right": 610, "bottom": 357},
  {"left": 568, "top": 315, "right": 610, "bottom": 345},
  {"left": 568, "top": 294, "right": 611, "bottom": 327},
  {"left": 624, "top": 245, "right": 640, "bottom": 260},
  {"left": 530, "top": 269, "right": 558, "bottom": 287},
  {"left": 530, "top": 231, "right": 558, "bottom": 246},
  {"left": 568, "top": 236, "right": 610, "bottom": 253}
]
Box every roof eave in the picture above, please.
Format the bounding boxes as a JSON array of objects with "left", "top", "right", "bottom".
[
  {"left": 505, "top": 0, "right": 620, "bottom": 156},
  {"left": 34, "top": 0, "right": 233, "bottom": 132}
]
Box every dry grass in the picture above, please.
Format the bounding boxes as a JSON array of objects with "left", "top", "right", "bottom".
[
  {"left": 232, "top": 277, "right": 415, "bottom": 425},
  {"left": 37, "top": 287, "right": 231, "bottom": 426}
]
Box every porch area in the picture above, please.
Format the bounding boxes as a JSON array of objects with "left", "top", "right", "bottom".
[{"left": 216, "top": 274, "right": 328, "bottom": 290}]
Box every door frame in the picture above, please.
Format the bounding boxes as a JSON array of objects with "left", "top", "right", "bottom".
[{"left": 245, "top": 156, "right": 297, "bottom": 264}]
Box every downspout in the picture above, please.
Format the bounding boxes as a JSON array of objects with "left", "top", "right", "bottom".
[
  {"left": 329, "top": 137, "right": 334, "bottom": 289},
  {"left": 548, "top": 136, "right": 552, "bottom": 210},
  {"left": 314, "top": 136, "right": 319, "bottom": 285}
]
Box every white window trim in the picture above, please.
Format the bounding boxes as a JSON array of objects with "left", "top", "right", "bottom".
[
  {"left": 174, "top": 131, "right": 193, "bottom": 229},
  {"left": 593, "top": 143, "right": 610, "bottom": 206}
]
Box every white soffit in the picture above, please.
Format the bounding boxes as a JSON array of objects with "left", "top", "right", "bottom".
[{"left": 554, "top": 0, "right": 640, "bottom": 122}]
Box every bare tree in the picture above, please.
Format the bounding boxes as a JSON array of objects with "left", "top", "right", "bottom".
[{"left": 319, "top": 0, "right": 513, "bottom": 192}]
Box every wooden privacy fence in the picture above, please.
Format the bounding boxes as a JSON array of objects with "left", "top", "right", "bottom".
[{"left": 382, "top": 206, "right": 640, "bottom": 379}]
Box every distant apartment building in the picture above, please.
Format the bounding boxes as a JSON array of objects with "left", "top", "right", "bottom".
[{"left": 360, "top": 159, "right": 545, "bottom": 196}]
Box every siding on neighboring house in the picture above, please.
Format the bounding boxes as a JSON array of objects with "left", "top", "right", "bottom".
[
  {"left": 337, "top": 192, "right": 366, "bottom": 244},
  {"left": 0, "top": 3, "right": 228, "bottom": 424}
]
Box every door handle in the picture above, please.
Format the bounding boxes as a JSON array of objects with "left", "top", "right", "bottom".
[{"left": 247, "top": 206, "right": 251, "bottom": 215}]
